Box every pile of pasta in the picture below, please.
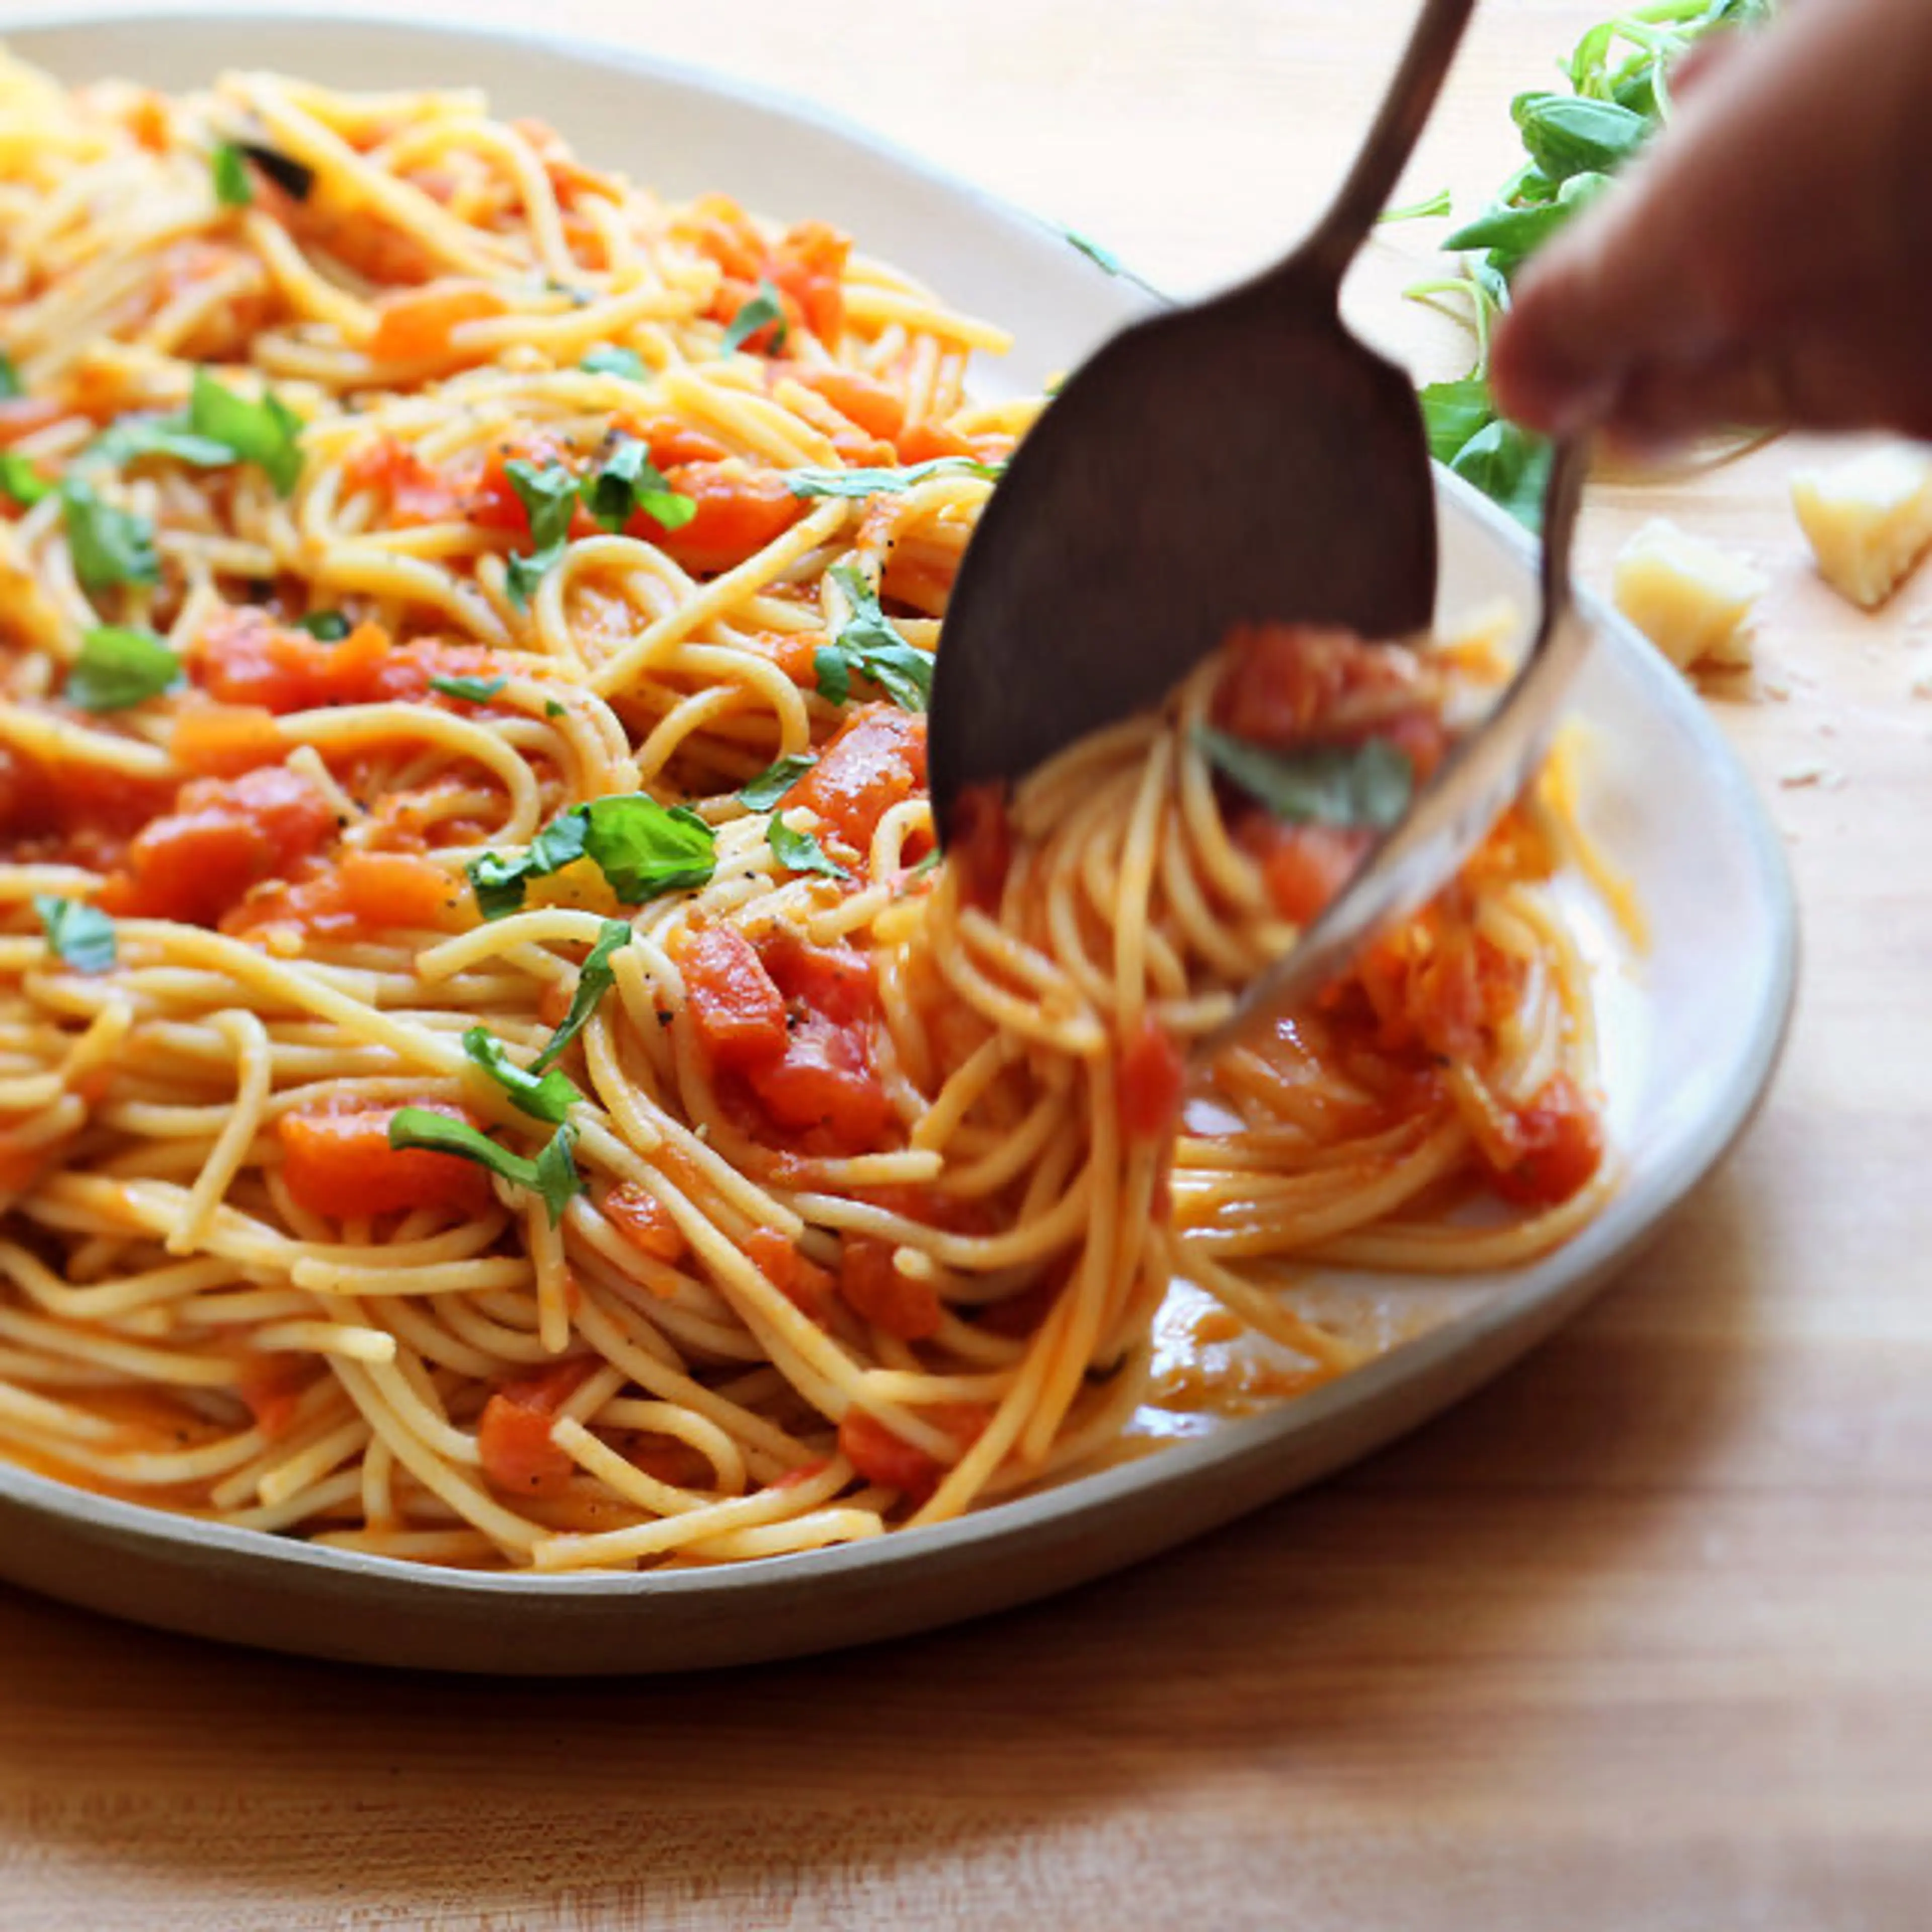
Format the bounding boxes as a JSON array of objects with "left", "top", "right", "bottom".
[{"left": 0, "top": 57, "right": 1612, "bottom": 1571}]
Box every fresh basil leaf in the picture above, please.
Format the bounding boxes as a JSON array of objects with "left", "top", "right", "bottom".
[
  {"left": 468, "top": 795, "right": 714, "bottom": 918},
  {"left": 532, "top": 1123, "right": 586, "bottom": 1224},
  {"left": 1450, "top": 418, "right": 1554, "bottom": 531},
  {"left": 902, "top": 847, "right": 942, "bottom": 882},
  {"left": 813, "top": 640, "right": 850, "bottom": 710},
  {"left": 461, "top": 1024, "right": 582, "bottom": 1124},
  {"left": 66, "top": 625, "right": 182, "bottom": 711},
  {"left": 89, "top": 414, "right": 235, "bottom": 473},
  {"left": 783, "top": 455, "right": 1005, "bottom": 500},
  {"left": 189, "top": 369, "right": 304, "bottom": 495},
  {"left": 386, "top": 1108, "right": 583, "bottom": 1226},
  {"left": 580, "top": 795, "right": 717, "bottom": 903},
  {"left": 737, "top": 753, "right": 816, "bottom": 811},
  {"left": 506, "top": 459, "right": 579, "bottom": 551},
  {"left": 430, "top": 674, "right": 507, "bottom": 703},
  {"left": 1417, "top": 377, "right": 1495, "bottom": 467},
  {"left": 63, "top": 479, "right": 159, "bottom": 591},
  {"left": 1197, "top": 728, "right": 1414, "bottom": 832},
  {"left": 581, "top": 344, "right": 647, "bottom": 381},
  {"left": 503, "top": 458, "right": 578, "bottom": 603},
  {"left": 769, "top": 814, "right": 849, "bottom": 880},
  {"left": 33, "top": 896, "right": 116, "bottom": 974},
  {"left": 0, "top": 451, "right": 51, "bottom": 508},
  {"left": 543, "top": 698, "right": 568, "bottom": 718},
  {"left": 505, "top": 539, "right": 565, "bottom": 608},
  {"left": 0, "top": 353, "right": 20, "bottom": 399},
  {"left": 1062, "top": 227, "right": 1123, "bottom": 275},
  {"left": 581, "top": 435, "right": 695, "bottom": 534},
  {"left": 210, "top": 141, "right": 253, "bottom": 208},
  {"left": 1510, "top": 92, "right": 1648, "bottom": 182},
  {"left": 1445, "top": 172, "right": 1613, "bottom": 274},
  {"left": 296, "top": 610, "right": 350, "bottom": 641},
  {"left": 530, "top": 918, "right": 631, "bottom": 1073},
  {"left": 817, "top": 561, "right": 931, "bottom": 711},
  {"left": 721, "top": 277, "right": 787, "bottom": 355}
]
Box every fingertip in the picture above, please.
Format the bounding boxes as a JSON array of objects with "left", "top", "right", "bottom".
[{"left": 1488, "top": 280, "right": 1616, "bottom": 439}]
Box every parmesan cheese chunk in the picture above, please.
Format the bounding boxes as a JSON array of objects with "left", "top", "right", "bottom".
[
  {"left": 1612, "top": 518, "right": 1766, "bottom": 672},
  {"left": 1790, "top": 444, "right": 1932, "bottom": 610}
]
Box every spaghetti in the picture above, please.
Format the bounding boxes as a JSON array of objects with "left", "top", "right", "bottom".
[{"left": 0, "top": 57, "right": 1612, "bottom": 1572}]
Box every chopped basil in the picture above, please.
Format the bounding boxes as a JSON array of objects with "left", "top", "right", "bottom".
[
  {"left": 503, "top": 458, "right": 578, "bottom": 605},
  {"left": 62, "top": 479, "right": 159, "bottom": 591},
  {"left": 769, "top": 815, "right": 849, "bottom": 881},
  {"left": 581, "top": 344, "right": 647, "bottom": 381},
  {"left": 65, "top": 626, "right": 183, "bottom": 712},
  {"left": 210, "top": 141, "right": 253, "bottom": 208},
  {"left": 581, "top": 795, "right": 716, "bottom": 904},
  {"left": 783, "top": 455, "right": 1005, "bottom": 500},
  {"left": 0, "top": 452, "right": 51, "bottom": 508},
  {"left": 507, "top": 459, "right": 578, "bottom": 550},
  {"left": 33, "top": 896, "right": 116, "bottom": 974},
  {"left": 721, "top": 277, "right": 787, "bottom": 355},
  {"left": 530, "top": 919, "right": 631, "bottom": 1072},
  {"left": 815, "top": 562, "right": 931, "bottom": 711},
  {"left": 505, "top": 543, "right": 565, "bottom": 607},
  {"left": 1062, "top": 227, "right": 1124, "bottom": 275},
  {"left": 0, "top": 352, "right": 20, "bottom": 399},
  {"left": 429, "top": 674, "right": 507, "bottom": 703},
  {"left": 469, "top": 793, "right": 716, "bottom": 918},
  {"left": 87, "top": 370, "right": 304, "bottom": 496},
  {"left": 903, "top": 847, "right": 942, "bottom": 880},
  {"left": 386, "top": 1107, "right": 583, "bottom": 1226},
  {"left": 461, "top": 1025, "right": 582, "bottom": 1124},
  {"left": 1196, "top": 728, "right": 1414, "bottom": 831},
  {"left": 88, "top": 417, "right": 234, "bottom": 472},
  {"left": 543, "top": 698, "right": 568, "bottom": 718},
  {"left": 189, "top": 369, "right": 304, "bottom": 496},
  {"left": 737, "top": 753, "right": 816, "bottom": 812},
  {"left": 295, "top": 610, "right": 351, "bottom": 641},
  {"left": 582, "top": 434, "right": 695, "bottom": 535}
]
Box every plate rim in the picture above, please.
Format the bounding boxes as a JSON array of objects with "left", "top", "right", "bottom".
[{"left": 0, "top": 5, "right": 1798, "bottom": 1635}]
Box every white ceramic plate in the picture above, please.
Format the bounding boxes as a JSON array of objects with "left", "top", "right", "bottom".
[{"left": 0, "top": 8, "right": 1797, "bottom": 1673}]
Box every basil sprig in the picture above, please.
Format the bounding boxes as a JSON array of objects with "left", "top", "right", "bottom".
[{"left": 1411, "top": 0, "right": 1756, "bottom": 529}]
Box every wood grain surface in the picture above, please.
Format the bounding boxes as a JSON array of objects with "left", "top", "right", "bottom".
[{"left": 3, "top": 2, "right": 1929, "bottom": 1925}]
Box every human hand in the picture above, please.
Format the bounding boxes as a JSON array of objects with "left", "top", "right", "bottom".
[{"left": 1490, "top": 0, "right": 1932, "bottom": 447}]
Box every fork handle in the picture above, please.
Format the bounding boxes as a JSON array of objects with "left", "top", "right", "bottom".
[{"left": 1297, "top": 0, "right": 1479, "bottom": 287}]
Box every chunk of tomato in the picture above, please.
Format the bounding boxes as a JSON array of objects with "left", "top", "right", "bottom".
[{"left": 277, "top": 1099, "right": 493, "bottom": 1221}]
